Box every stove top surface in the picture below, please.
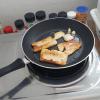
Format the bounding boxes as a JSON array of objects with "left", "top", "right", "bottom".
[
  {"left": 0, "top": 22, "right": 100, "bottom": 100},
  {"left": 0, "top": 34, "right": 100, "bottom": 100},
  {"left": 27, "top": 58, "right": 89, "bottom": 87}
]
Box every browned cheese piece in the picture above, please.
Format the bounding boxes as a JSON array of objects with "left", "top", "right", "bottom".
[
  {"left": 64, "top": 40, "right": 81, "bottom": 56},
  {"left": 40, "top": 49, "right": 68, "bottom": 65},
  {"left": 32, "top": 36, "right": 57, "bottom": 52}
]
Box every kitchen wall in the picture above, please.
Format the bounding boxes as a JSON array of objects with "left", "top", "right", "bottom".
[{"left": 0, "top": 0, "right": 98, "bottom": 27}]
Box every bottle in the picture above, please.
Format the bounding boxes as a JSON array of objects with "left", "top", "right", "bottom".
[
  {"left": 24, "top": 12, "right": 35, "bottom": 28},
  {"left": 14, "top": 19, "right": 26, "bottom": 33},
  {"left": 35, "top": 10, "right": 46, "bottom": 21},
  {"left": 76, "top": 5, "right": 89, "bottom": 23},
  {"left": 58, "top": 11, "right": 67, "bottom": 18}
]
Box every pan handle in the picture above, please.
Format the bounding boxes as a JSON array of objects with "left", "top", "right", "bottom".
[{"left": 0, "top": 58, "right": 26, "bottom": 77}]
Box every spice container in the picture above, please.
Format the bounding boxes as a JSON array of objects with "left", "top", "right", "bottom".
[
  {"left": 14, "top": 19, "right": 26, "bottom": 33},
  {"left": 24, "top": 12, "right": 35, "bottom": 27},
  {"left": 49, "top": 13, "right": 57, "bottom": 19},
  {"left": 76, "top": 6, "right": 89, "bottom": 23},
  {"left": 67, "top": 11, "right": 76, "bottom": 19},
  {"left": 35, "top": 10, "right": 46, "bottom": 21}
]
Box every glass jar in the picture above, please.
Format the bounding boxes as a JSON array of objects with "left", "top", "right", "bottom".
[{"left": 76, "top": 6, "right": 89, "bottom": 23}]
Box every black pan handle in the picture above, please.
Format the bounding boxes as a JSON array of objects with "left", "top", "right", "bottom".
[{"left": 0, "top": 58, "right": 25, "bottom": 77}]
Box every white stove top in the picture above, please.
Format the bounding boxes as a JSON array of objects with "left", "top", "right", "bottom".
[{"left": 0, "top": 33, "right": 100, "bottom": 100}]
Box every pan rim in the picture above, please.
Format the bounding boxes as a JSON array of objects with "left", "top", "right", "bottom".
[{"left": 21, "top": 17, "right": 95, "bottom": 69}]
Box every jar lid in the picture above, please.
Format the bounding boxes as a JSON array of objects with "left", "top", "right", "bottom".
[
  {"left": 76, "top": 6, "right": 89, "bottom": 13},
  {"left": 49, "top": 13, "right": 57, "bottom": 19},
  {"left": 35, "top": 10, "right": 46, "bottom": 21},
  {"left": 24, "top": 12, "right": 35, "bottom": 23},
  {"left": 14, "top": 19, "right": 24, "bottom": 30},
  {"left": 58, "top": 11, "right": 67, "bottom": 18},
  {"left": 67, "top": 11, "right": 76, "bottom": 19}
]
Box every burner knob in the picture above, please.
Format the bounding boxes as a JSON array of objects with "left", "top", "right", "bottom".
[
  {"left": 49, "top": 13, "right": 57, "bottom": 19},
  {"left": 14, "top": 19, "right": 25, "bottom": 30},
  {"left": 24, "top": 12, "right": 35, "bottom": 23},
  {"left": 58, "top": 11, "right": 67, "bottom": 18},
  {"left": 35, "top": 10, "right": 46, "bottom": 21}
]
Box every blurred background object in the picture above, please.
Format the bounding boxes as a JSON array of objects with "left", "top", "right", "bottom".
[
  {"left": 67, "top": 11, "right": 76, "bottom": 19},
  {"left": 35, "top": 10, "right": 46, "bottom": 21},
  {"left": 3, "top": 26, "right": 13, "bottom": 33},
  {"left": 24, "top": 12, "right": 35, "bottom": 27},
  {"left": 14, "top": 19, "right": 26, "bottom": 32},
  {"left": 58, "top": 11, "right": 67, "bottom": 18},
  {"left": 0, "top": 0, "right": 98, "bottom": 28},
  {"left": 49, "top": 13, "right": 57, "bottom": 19},
  {"left": 0, "top": 23, "right": 3, "bottom": 34},
  {"left": 76, "top": 5, "right": 89, "bottom": 23}
]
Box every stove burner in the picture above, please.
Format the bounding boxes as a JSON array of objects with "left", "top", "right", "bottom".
[{"left": 27, "top": 58, "right": 89, "bottom": 86}]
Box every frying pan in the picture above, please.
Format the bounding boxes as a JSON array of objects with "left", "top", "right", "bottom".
[{"left": 0, "top": 18, "right": 94, "bottom": 77}]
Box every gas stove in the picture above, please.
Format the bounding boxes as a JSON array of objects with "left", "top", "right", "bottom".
[{"left": 0, "top": 33, "right": 100, "bottom": 100}]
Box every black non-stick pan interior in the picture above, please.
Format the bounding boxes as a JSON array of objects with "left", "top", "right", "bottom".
[{"left": 22, "top": 18, "right": 94, "bottom": 68}]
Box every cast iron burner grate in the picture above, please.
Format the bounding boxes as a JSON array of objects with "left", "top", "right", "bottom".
[{"left": 27, "top": 58, "right": 89, "bottom": 86}]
